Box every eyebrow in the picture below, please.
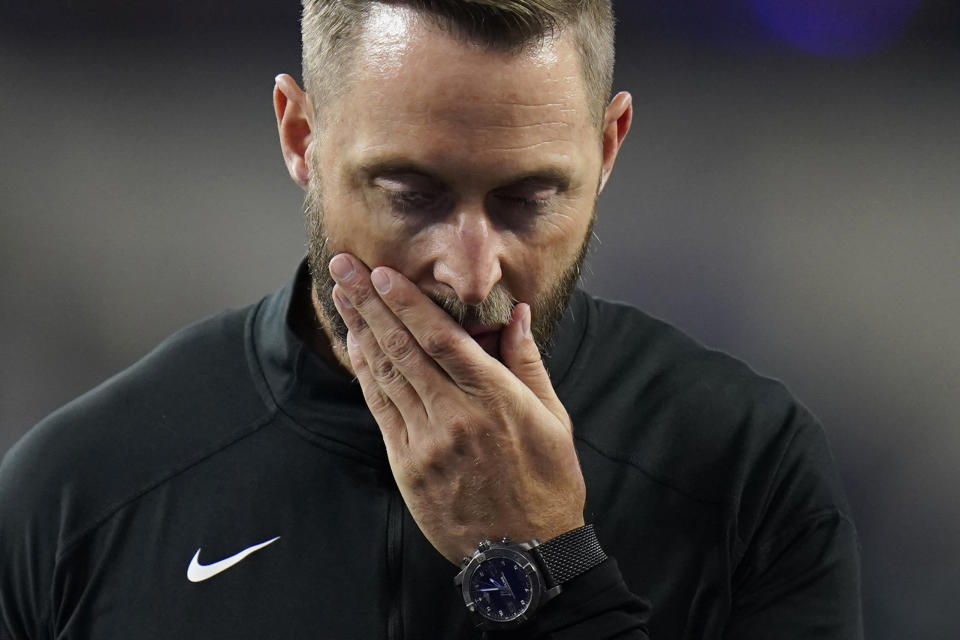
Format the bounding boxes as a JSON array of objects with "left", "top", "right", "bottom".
[{"left": 357, "top": 158, "right": 573, "bottom": 191}]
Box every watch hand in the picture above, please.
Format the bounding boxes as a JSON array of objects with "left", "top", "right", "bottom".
[
  {"left": 500, "top": 573, "right": 516, "bottom": 598},
  {"left": 477, "top": 587, "right": 501, "bottom": 592}
]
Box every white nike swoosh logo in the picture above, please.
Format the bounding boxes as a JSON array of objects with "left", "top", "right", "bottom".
[{"left": 187, "top": 536, "right": 281, "bottom": 583}]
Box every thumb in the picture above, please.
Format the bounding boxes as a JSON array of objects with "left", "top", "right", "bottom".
[{"left": 500, "top": 303, "right": 567, "bottom": 420}]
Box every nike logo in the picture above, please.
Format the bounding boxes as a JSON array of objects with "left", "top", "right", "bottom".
[{"left": 187, "top": 536, "right": 281, "bottom": 583}]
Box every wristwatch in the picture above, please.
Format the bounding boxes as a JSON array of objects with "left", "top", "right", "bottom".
[{"left": 453, "top": 524, "right": 607, "bottom": 629}]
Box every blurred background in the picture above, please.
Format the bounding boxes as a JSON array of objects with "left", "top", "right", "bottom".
[{"left": 1, "top": 0, "right": 958, "bottom": 636}]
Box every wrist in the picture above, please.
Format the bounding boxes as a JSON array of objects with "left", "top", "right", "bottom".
[{"left": 453, "top": 524, "right": 608, "bottom": 630}]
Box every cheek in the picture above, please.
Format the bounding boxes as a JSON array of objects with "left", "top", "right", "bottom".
[
  {"left": 319, "top": 181, "right": 413, "bottom": 268},
  {"left": 325, "top": 215, "right": 410, "bottom": 269},
  {"left": 504, "top": 203, "right": 593, "bottom": 300}
]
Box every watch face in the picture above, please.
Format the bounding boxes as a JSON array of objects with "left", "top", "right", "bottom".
[{"left": 468, "top": 555, "right": 534, "bottom": 622}]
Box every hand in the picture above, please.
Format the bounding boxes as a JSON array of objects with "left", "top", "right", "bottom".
[{"left": 328, "top": 253, "right": 586, "bottom": 564}]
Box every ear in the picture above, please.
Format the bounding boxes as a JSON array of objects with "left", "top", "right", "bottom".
[
  {"left": 274, "top": 73, "right": 314, "bottom": 191},
  {"left": 597, "top": 91, "right": 633, "bottom": 194}
]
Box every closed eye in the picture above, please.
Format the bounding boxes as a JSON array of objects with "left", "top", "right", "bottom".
[
  {"left": 387, "top": 190, "right": 439, "bottom": 208},
  {"left": 492, "top": 184, "right": 557, "bottom": 211},
  {"left": 495, "top": 194, "right": 552, "bottom": 209},
  {"left": 374, "top": 174, "right": 449, "bottom": 215}
]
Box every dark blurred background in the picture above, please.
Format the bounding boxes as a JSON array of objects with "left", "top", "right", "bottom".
[{"left": 2, "top": 1, "right": 958, "bottom": 637}]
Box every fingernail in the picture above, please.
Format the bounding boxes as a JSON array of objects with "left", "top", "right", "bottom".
[
  {"left": 523, "top": 304, "right": 532, "bottom": 338},
  {"left": 329, "top": 255, "right": 354, "bottom": 281},
  {"left": 371, "top": 269, "right": 391, "bottom": 294}
]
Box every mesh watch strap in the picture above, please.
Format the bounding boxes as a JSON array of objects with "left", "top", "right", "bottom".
[{"left": 532, "top": 524, "right": 607, "bottom": 588}]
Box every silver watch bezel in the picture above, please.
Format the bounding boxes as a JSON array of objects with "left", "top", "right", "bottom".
[{"left": 454, "top": 541, "right": 558, "bottom": 629}]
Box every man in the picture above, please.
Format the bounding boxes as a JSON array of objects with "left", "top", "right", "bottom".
[{"left": 0, "top": 1, "right": 862, "bottom": 638}]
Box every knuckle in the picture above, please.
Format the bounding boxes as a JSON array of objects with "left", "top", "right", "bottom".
[
  {"left": 371, "top": 393, "right": 393, "bottom": 414},
  {"left": 380, "top": 327, "right": 415, "bottom": 361},
  {"left": 487, "top": 391, "right": 522, "bottom": 419},
  {"left": 461, "top": 363, "right": 496, "bottom": 395},
  {"left": 387, "top": 288, "right": 414, "bottom": 314},
  {"left": 348, "top": 283, "right": 376, "bottom": 309},
  {"left": 344, "top": 307, "right": 368, "bottom": 331},
  {"left": 444, "top": 414, "right": 470, "bottom": 440},
  {"left": 441, "top": 415, "right": 478, "bottom": 455},
  {"left": 402, "top": 460, "right": 426, "bottom": 490},
  {"left": 361, "top": 383, "right": 392, "bottom": 413},
  {"left": 373, "top": 357, "right": 401, "bottom": 385},
  {"left": 418, "top": 441, "right": 450, "bottom": 474},
  {"left": 414, "top": 422, "right": 476, "bottom": 471},
  {"left": 425, "top": 389, "right": 455, "bottom": 415},
  {"left": 422, "top": 329, "right": 465, "bottom": 360},
  {"left": 446, "top": 424, "right": 473, "bottom": 454},
  {"left": 349, "top": 347, "right": 367, "bottom": 372}
]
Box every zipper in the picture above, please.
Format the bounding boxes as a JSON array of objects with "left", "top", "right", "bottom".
[{"left": 386, "top": 488, "right": 404, "bottom": 640}]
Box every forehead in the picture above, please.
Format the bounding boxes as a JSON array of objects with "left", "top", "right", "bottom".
[
  {"left": 324, "top": 5, "right": 595, "bottom": 179},
  {"left": 357, "top": 5, "right": 584, "bottom": 99}
]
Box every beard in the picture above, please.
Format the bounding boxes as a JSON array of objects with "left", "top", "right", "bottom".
[{"left": 304, "top": 177, "right": 595, "bottom": 359}]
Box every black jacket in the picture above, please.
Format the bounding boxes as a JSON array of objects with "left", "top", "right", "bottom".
[{"left": 0, "top": 263, "right": 862, "bottom": 639}]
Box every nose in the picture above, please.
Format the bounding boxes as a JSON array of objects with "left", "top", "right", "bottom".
[{"left": 432, "top": 208, "right": 503, "bottom": 306}]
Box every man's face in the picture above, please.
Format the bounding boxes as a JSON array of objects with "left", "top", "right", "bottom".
[{"left": 306, "top": 6, "right": 604, "bottom": 359}]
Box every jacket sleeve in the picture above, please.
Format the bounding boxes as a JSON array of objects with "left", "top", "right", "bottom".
[
  {"left": 484, "top": 558, "right": 651, "bottom": 640},
  {"left": 725, "top": 510, "right": 862, "bottom": 639},
  {"left": 725, "top": 413, "right": 864, "bottom": 639},
  {"left": 0, "top": 436, "right": 57, "bottom": 640}
]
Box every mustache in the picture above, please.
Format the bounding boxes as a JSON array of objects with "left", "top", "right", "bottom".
[{"left": 428, "top": 285, "right": 516, "bottom": 328}]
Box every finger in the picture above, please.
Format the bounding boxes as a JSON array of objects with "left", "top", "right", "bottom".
[
  {"left": 499, "top": 303, "right": 568, "bottom": 422},
  {"left": 345, "top": 330, "right": 408, "bottom": 452},
  {"left": 367, "top": 266, "right": 499, "bottom": 394},
  {"left": 332, "top": 283, "right": 428, "bottom": 429},
  {"left": 330, "top": 254, "right": 450, "bottom": 402}
]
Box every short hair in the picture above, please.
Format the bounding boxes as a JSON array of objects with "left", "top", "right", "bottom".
[{"left": 300, "top": 0, "right": 615, "bottom": 128}]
